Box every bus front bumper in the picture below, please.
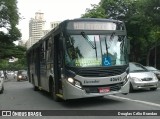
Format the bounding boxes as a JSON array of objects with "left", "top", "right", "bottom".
[{"left": 62, "top": 80, "right": 130, "bottom": 100}]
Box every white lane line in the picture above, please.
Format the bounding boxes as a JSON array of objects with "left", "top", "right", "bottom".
[{"left": 109, "top": 95, "right": 160, "bottom": 107}]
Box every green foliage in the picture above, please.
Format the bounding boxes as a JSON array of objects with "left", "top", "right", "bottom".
[
  {"left": 82, "top": 4, "right": 107, "bottom": 18},
  {"left": 0, "top": 45, "right": 27, "bottom": 70},
  {"left": 101, "top": 0, "right": 134, "bottom": 20},
  {"left": 0, "top": 0, "right": 21, "bottom": 44},
  {"left": 0, "top": 58, "right": 27, "bottom": 71},
  {"left": 0, "top": 0, "right": 27, "bottom": 70}
]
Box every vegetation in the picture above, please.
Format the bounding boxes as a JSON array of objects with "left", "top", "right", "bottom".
[
  {"left": 82, "top": 0, "right": 160, "bottom": 68},
  {"left": 0, "top": 0, "right": 26, "bottom": 70}
]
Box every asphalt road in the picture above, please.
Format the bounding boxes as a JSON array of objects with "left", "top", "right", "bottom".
[{"left": 0, "top": 76, "right": 160, "bottom": 119}]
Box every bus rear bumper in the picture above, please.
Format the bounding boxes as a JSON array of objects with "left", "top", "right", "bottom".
[{"left": 63, "top": 80, "right": 129, "bottom": 100}]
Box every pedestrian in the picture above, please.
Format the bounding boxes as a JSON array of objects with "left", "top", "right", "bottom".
[{"left": 4, "top": 71, "right": 8, "bottom": 79}]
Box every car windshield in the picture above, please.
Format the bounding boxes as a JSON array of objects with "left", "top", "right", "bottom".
[
  {"left": 65, "top": 34, "right": 128, "bottom": 67},
  {"left": 18, "top": 70, "right": 27, "bottom": 75},
  {"left": 22, "top": 71, "right": 27, "bottom": 75},
  {"left": 129, "top": 63, "right": 147, "bottom": 72}
]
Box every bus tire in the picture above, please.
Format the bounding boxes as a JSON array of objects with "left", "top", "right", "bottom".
[
  {"left": 34, "top": 86, "right": 39, "bottom": 91},
  {"left": 50, "top": 79, "right": 60, "bottom": 102}
]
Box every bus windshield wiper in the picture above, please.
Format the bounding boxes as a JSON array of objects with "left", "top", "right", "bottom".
[
  {"left": 110, "top": 32, "right": 115, "bottom": 40},
  {"left": 81, "top": 32, "right": 96, "bottom": 49}
]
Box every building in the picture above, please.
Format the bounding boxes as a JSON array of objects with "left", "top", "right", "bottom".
[
  {"left": 50, "top": 21, "right": 61, "bottom": 29},
  {"left": 26, "top": 12, "right": 61, "bottom": 49},
  {"left": 29, "top": 12, "right": 45, "bottom": 47}
]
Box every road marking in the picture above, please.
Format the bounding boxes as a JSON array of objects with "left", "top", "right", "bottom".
[{"left": 109, "top": 95, "right": 160, "bottom": 107}]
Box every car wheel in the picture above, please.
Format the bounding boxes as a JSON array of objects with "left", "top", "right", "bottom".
[
  {"left": 150, "top": 87, "right": 157, "bottom": 91},
  {"left": 0, "top": 85, "right": 4, "bottom": 94},
  {"left": 129, "top": 83, "right": 134, "bottom": 93}
]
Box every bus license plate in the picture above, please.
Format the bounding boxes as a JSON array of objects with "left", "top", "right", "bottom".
[{"left": 98, "top": 87, "right": 110, "bottom": 93}]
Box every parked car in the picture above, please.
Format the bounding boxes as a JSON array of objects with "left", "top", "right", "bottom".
[
  {"left": 0, "top": 72, "right": 4, "bottom": 94},
  {"left": 128, "top": 62, "right": 159, "bottom": 92},
  {"left": 145, "top": 66, "right": 160, "bottom": 80},
  {"left": 17, "top": 70, "right": 28, "bottom": 81},
  {"left": 0, "top": 70, "right": 4, "bottom": 78}
]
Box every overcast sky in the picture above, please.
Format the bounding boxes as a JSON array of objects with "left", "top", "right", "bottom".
[{"left": 17, "top": 0, "right": 100, "bottom": 41}]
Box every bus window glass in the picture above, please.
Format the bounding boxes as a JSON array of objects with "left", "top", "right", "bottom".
[{"left": 65, "top": 34, "right": 128, "bottom": 67}]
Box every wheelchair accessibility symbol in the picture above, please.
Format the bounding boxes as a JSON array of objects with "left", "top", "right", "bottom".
[{"left": 102, "top": 56, "right": 111, "bottom": 66}]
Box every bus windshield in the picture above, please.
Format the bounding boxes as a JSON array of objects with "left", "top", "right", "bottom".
[{"left": 65, "top": 33, "right": 128, "bottom": 67}]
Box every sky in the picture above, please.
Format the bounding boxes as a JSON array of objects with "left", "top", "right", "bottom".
[{"left": 17, "top": 0, "right": 101, "bottom": 41}]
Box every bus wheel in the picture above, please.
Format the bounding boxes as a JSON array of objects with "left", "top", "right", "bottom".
[
  {"left": 50, "top": 80, "right": 60, "bottom": 102},
  {"left": 34, "top": 86, "right": 39, "bottom": 91}
]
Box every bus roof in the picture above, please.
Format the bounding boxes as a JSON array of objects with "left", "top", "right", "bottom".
[{"left": 26, "top": 18, "right": 124, "bottom": 53}]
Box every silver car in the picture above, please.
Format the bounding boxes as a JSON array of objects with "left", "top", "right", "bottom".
[
  {"left": 128, "top": 62, "right": 159, "bottom": 92},
  {"left": 0, "top": 72, "right": 4, "bottom": 94}
]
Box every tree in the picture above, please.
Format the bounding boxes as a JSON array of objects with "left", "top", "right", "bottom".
[
  {"left": 0, "top": 0, "right": 22, "bottom": 59},
  {"left": 82, "top": 4, "right": 106, "bottom": 18},
  {"left": 0, "top": 0, "right": 27, "bottom": 70},
  {"left": 0, "top": 0, "right": 21, "bottom": 40},
  {"left": 0, "top": 45, "right": 27, "bottom": 70}
]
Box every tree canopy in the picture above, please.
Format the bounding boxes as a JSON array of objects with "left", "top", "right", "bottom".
[
  {"left": 0, "top": 0, "right": 26, "bottom": 70},
  {"left": 0, "top": 0, "right": 21, "bottom": 58}
]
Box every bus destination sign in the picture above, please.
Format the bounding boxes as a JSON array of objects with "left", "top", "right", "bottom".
[{"left": 67, "top": 22, "right": 117, "bottom": 30}]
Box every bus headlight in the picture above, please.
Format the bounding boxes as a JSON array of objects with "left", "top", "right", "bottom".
[
  {"left": 67, "top": 77, "right": 82, "bottom": 89},
  {"left": 68, "top": 78, "right": 74, "bottom": 83}
]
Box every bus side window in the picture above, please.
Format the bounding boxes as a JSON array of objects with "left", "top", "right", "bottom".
[
  {"left": 47, "top": 37, "right": 53, "bottom": 62},
  {"left": 40, "top": 44, "right": 45, "bottom": 62}
]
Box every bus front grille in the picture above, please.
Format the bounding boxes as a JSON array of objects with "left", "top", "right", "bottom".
[
  {"left": 83, "top": 82, "right": 123, "bottom": 93},
  {"left": 73, "top": 66, "right": 128, "bottom": 77}
]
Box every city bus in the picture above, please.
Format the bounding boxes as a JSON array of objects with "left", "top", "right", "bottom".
[{"left": 26, "top": 18, "right": 130, "bottom": 101}]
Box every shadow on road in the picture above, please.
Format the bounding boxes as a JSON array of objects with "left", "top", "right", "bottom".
[
  {"left": 35, "top": 89, "right": 124, "bottom": 108},
  {"left": 130, "top": 88, "right": 159, "bottom": 93},
  {"left": 60, "top": 96, "right": 124, "bottom": 108}
]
